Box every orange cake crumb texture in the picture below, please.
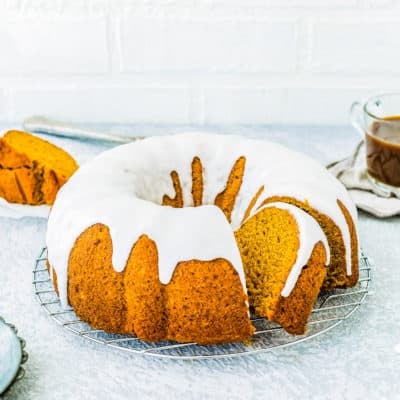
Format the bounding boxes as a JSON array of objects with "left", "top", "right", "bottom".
[
  {"left": 67, "top": 225, "right": 255, "bottom": 344},
  {"left": 235, "top": 207, "right": 327, "bottom": 334},
  {"left": 258, "top": 196, "right": 358, "bottom": 289},
  {"left": 0, "top": 130, "right": 78, "bottom": 205}
]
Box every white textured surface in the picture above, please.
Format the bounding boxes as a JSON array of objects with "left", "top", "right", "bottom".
[
  {"left": 1, "top": 125, "right": 399, "bottom": 400},
  {"left": 1, "top": 2, "right": 400, "bottom": 125}
]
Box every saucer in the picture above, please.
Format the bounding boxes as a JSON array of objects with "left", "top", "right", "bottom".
[{"left": 0, "top": 317, "right": 27, "bottom": 394}]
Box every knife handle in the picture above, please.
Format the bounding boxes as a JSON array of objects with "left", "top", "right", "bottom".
[{"left": 23, "top": 116, "right": 143, "bottom": 144}]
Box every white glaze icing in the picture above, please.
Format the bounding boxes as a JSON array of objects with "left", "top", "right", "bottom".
[
  {"left": 46, "top": 133, "right": 358, "bottom": 306},
  {"left": 247, "top": 202, "right": 330, "bottom": 297}
]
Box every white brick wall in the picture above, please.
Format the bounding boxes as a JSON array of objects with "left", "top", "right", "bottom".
[
  {"left": 11, "top": 88, "right": 194, "bottom": 124},
  {"left": 0, "top": 17, "right": 108, "bottom": 75},
  {"left": 310, "top": 19, "right": 400, "bottom": 73},
  {"left": 119, "top": 17, "right": 297, "bottom": 72},
  {"left": 0, "top": 0, "right": 400, "bottom": 126},
  {"left": 0, "top": 90, "right": 7, "bottom": 121}
]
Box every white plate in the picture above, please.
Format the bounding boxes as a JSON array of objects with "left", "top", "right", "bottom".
[
  {"left": 0, "top": 318, "right": 26, "bottom": 394},
  {"left": 0, "top": 198, "right": 49, "bottom": 219}
]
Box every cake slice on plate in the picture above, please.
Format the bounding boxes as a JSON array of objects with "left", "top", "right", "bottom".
[{"left": 0, "top": 130, "right": 78, "bottom": 205}]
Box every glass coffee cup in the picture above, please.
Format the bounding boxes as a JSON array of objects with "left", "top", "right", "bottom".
[{"left": 350, "top": 93, "right": 400, "bottom": 198}]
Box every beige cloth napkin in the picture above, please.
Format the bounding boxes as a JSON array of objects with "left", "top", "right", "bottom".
[{"left": 327, "top": 141, "right": 400, "bottom": 218}]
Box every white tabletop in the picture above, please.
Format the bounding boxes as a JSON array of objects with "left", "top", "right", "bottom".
[{"left": 1, "top": 125, "right": 399, "bottom": 400}]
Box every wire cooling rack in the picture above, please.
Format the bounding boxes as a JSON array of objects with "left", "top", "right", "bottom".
[{"left": 33, "top": 247, "right": 371, "bottom": 360}]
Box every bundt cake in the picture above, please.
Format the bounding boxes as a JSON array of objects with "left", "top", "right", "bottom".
[
  {"left": 46, "top": 133, "right": 359, "bottom": 344},
  {"left": 0, "top": 130, "right": 78, "bottom": 205}
]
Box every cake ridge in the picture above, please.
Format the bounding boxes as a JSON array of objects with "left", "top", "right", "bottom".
[
  {"left": 162, "top": 170, "right": 184, "bottom": 208},
  {"left": 191, "top": 156, "right": 203, "bottom": 207},
  {"left": 241, "top": 185, "right": 265, "bottom": 224},
  {"left": 214, "top": 156, "right": 246, "bottom": 222}
]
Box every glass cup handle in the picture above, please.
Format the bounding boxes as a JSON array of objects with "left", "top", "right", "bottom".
[{"left": 350, "top": 101, "right": 365, "bottom": 138}]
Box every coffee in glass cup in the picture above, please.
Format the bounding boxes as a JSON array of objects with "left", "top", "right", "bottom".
[{"left": 350, "top": 93, "right": 400, "bottom": 198}]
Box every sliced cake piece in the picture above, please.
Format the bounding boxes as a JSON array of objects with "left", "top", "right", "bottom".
[
  {"left": 257, "top": 195, "right": 359, "bottom": 290},
  {"left": 235, "top": 202, "right": 329, "bottom": 334},
  {"left": 0, "top": 130, "right": 78, "bottom": 205}
]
